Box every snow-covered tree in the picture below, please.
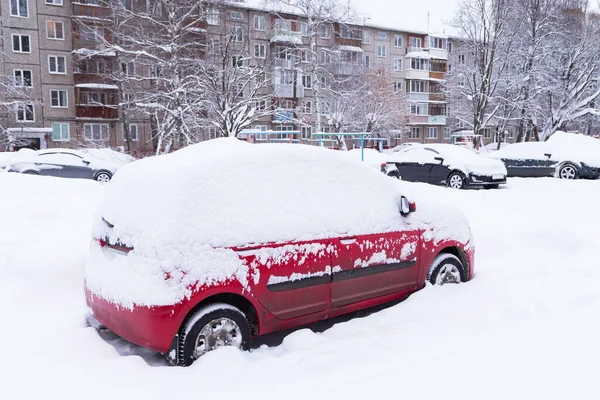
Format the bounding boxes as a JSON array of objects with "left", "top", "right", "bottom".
[
  {"left": 102, "top": 0, "right": 209, "bottom": 154},
  {"left": 446, "top": 0, "right": 519, "bottom": 136}
]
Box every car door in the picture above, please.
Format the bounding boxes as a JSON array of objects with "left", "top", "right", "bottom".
[
  {"left": 55, "top": 153, "right": 94, "bottom": 179},
  {"left": 394, "top": 162, "right": 429, "bottom": 182},
  {"left": 396, "top": 148, "right": 440, "bottom": 184},
  {"left": 34, "top": 153, "right": 66, "bottom": 177},
  {"left": 237, "top": 239, "right": 332, "bottom": 320},
  {"left": 329, "top": 231, "right": 421, "bottom": 309}
]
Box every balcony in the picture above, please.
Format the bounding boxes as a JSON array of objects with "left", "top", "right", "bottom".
[
  {"left": 271, "top": 83, "right": 304, "bottom": 99},
  {"left": 407, "top": 46, "right": 425, "bottom": 54},
  {"left": 270, "top": 30, "right": 303, "bottom": 45},
  {"left": 429, "top": 93, "right": 445, "bottom": 102},
  {"left": 74, "top": 73, "right": 115, "bottom": 85},
  {"left": 332, "top": 63, "right": 365, "bottom": 76},
  {"left": 76, "top": 105, "right": 118, "bottom": 120},
  {"left": 407, "top": 93, "right": 430, "bottom": 102},
  {"left": 409, "top": 115, "right": 428, "bottom": 124},
  {"left": 429, "top": 71, "right": 445, "bottom": 80},
  {"left": 72, "top": 2, "right": 111, "bottom": 19},
  {"left": 405, "top": 69, "right": 431, "bottom": 80},
  {"left": 272, "top": 58, "right": 295, "bottom": 69},
  {"left": 428, "top": 115, "right": 447, "bottom": 125}
]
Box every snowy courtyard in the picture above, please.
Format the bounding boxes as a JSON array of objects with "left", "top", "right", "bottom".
[{"left": 1, "top": 172, "right": 599, "bottom": 399}]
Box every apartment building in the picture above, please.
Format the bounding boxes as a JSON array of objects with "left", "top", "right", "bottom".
[{"left": 0, "top": 0, "right": 455, "bottom": 152}]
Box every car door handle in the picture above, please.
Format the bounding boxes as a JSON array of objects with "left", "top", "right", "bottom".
[{"left": 340, "top": 239, "right": 356, "bottom": 245}]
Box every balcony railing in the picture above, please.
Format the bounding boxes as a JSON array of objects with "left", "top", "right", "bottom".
[
  {"left": 270, "top": 30, "right": 303, "bottom": 44},
  {"left": 271, "top": 83, "right": 304, "bottom": 99},
  {"left": 407, "top": 93, "right": 430, "bottom": 102},
  {"left": 72, "top": 2, "right": 111, "bottom": 19},
  {"left": 332, "top": 63, "right": 365, "bottom": 76},
  {"left": 76, "top": 105, "right": 118, "bottom": 119},
  {"left": 272, "top": 109, "right": 295, "bottom": 122},
  {"left": 428, "top": 115, "right": 447, "bottom": 125},
  {"left": 272, "top": 58, "right": 295, "bottom": 69}
]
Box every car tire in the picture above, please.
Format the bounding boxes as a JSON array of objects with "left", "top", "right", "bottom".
[
  {"left": 387, "top": 170, "right": 401, "bottom": 179},
  {"left": 447, "top": 172, "right": 465, "bottom": 189},
  {"left": 558, "top": 163, "right": 578, "bottom": 180},
  {"left": 94, "top": 171, "right": 112, "bottom": 183},
  {"left": 23, "top": 171, "right": 38, "bottom": 175},
  {"left": 427, "top": 253, "right": 465, "bottom": 285},
  {"left": 178, "top": 303, "right": 252, "bottom": 366}
]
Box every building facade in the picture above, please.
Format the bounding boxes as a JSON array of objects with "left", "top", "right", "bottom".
[{"left": 0, "top": 0, "right": 465, "bottom": 152}]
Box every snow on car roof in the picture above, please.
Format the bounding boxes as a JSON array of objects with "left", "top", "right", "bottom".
[
  {"left": 488, "top": 142, "right": 551, "bottom": 160},
  {"left": 546, "top": 131, "right": 600, "bottom": 167}
]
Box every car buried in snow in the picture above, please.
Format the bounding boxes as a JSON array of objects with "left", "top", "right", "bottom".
[
  {"left": 381, "top": 144, "right": 508, "bottom": 189},
  {"left": 84, "top": 138, "right": 475, "bottom": 366}
]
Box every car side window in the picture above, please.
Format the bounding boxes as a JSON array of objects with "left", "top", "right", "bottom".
[{"left": 37, "top": 153, "right": 83, "bottom": 166}]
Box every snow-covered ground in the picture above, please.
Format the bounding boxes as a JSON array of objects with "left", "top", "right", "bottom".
[{"left": 2, "top": 172, "right": 600, "bottom": 399}]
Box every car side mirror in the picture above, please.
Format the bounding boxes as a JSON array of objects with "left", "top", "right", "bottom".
[
  {"left": 544, "top": 153, "right": 552, "bottom": 158},
  {"left": 434, "top": 157, "right": 444, "bottom": 163},
  {"left": 82, "top": 159, "right": 91, "bottom": 165},
  {"left": 399, "top": 196, "right": 416, "bottom": 216}
]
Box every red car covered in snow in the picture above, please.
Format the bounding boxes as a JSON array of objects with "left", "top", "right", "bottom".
[{"left": 85, "top": 139, "right": 474, "bottom": 366}]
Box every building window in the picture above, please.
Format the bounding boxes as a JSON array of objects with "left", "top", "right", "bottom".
[
  {"left": 361, "top": 31, "right": 371, "bottom": 44},
  {"left": 393, "top": 82, "right": 401, "bottom": 91},
  {"left": 84, "top": 124, "right": 109, "bottom": 141},
  {"left": 255, "top": 100, "right": 267, "bottom": 111},
  {"left": 146, "top": 0, "right": 162, "bottom": 17},
  {"left": 231, "top": 11, "right": 243, "bottom": 20},
  {"left": 52, "top": 123, "right": 69, "bottom": 141},
  {"left": 78, "top": 59, "right": 107, "bottom": 74},
  {"left": 410, "top": 80, "right": 429, "bottom": 93},
  {"left": 302, "top": 101, "right": 312, "bottom": 114},
  {"left": 483, "top": 128, "right": 492, "bottom": 139},
  {"left": 254, "top": 15, "right": 265, "bottom": 30},
  {"left": 300, "top": 22, "right": 308, "bottom": 36},
  {"left": 302, "top": 75, "right": 312, "bottom": 89},
  {"left": 254, "top": 44, "right": 266, "bottom": 58},
  {"left": 377, "top": 31, "right": 386, "bottom": 39},
  {"left": 232, "top": 26, "right": 243, "bottom": 42},
  {"left": 12, "top": 34, "right": 31, "bottom": 53},
  {"left": 458, "top": 54, "right": 465, "bottom": 64},
  {"left": 122, "top": 0, "right": 132, "bottom": 11},
  {"left": 377, "top": 44, "right": 387, "bottom": 58},
  {"left": 80, "top": 24, "right": 104, "bottom": 42},
  {"left": 232, "top": 56, "right": 243, "bottom": 68},
  {"left": 47, "top": 21, "right": 64, "bottom": 40},
  {"left": 458, "top": 75, "right": 466, "bottom": 87},
  {"left": 447, "top": 42, "right": 453, "bottom": 52},
  {"left": 16, "top": 104, "right": 34, "bottom": 122},
  {"left": 301, "top": 126, "right": 312, "bottom": 139},
  {"left": 207, "top": 8, "right": 220, "bottom": 25},
  {"left": 394, "top": 35, "right": 402, "bottom": 48},
  {"left": 365, "top": 55, "right": 370, "bottom": 68},
  {"left": 409, "top": 127, "right": 420, "bottom": 139},
  {"left": 46, "top": 0, "right": 63, "bottom": 5},
  {"left": 49, "top": 55, "right": 67, "bottom": 74},
  {"left": 410, "top": 58, "right": 429, "bottom": 70},
  {"left": 430, "top": 37, "right": 446, "bottom": 49},
  {"left": 10, "top": 0, "right": 28, "bottom": 17},
  {"left": 50, "top": 90, "right": 68, "bottom": 108},
  {"left": 427, "top": 127, "right": 438, "bottom": 139},
  {"left": 340, "top": 50, "right": 361, "bottom": 64},
  {"left": 80, "top": 91, "right": 115, "bottom": 106},
  {"left": 13, "top": 69, "right": 32, "bottom": 87},
  {"left": 410, "top": 103, "right": 428, "bottom": 115},
  {"left": 409, "top": 37, "right": 422, "bottom": 48},
  {"left": 319, "top": 24, "right": 331, "bottom": 39},
  {"left": 393, "top": 58, "right": 402, "bottom": 71},
  {"left": 123, "top": 124, "right": 138, "bottom": 141},
  {"left": 507, "top": 129, "right": 514, "bottom": 138},
  {"left": 444, "top": 127, "right": 451, "bottom": 139},
  {"left": 121, "top": 61, "right": 135, "bottom": 76}
]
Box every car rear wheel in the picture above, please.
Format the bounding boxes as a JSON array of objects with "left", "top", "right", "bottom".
[
  {"left": 178, "top": 303, "right": 251, "bottom": 366},
  {"left": 94, "top": 171, "right": 112, "bottom": 183},
  {"left": 447, "top": 172, "right": 465, "bottom": 189},
  {"left": 387, "top": 170, "right": 401, "bottom": 179},
  {"left": 427, "top": 253, "right": 465, "bottom": 285},
  {"left": 23, "top": 171, "right": 38, "bottom": 175},
  {"left": 558, "top": 164, "right": 578, "bottom": 180}
]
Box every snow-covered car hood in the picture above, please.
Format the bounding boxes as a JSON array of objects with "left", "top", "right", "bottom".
[{"left": 398, "top": 144, "right": 507, "bottom": 176}]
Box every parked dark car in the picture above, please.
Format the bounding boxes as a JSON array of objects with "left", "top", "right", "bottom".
[
  {"left": 382, "top": 144, "right": 507, "bottom": 189},
  {"left": 7, "top": 149, "right": 119, "bottom": 182},
  {"left": 489, "top": 140, "right": 600, "bottom": 180},
  {"left": 487, "top": 143, "right": 558, "bottom": 178}
]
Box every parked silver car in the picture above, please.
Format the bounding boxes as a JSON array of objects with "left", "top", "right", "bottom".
[{"left": 7, "top": 149, "right": 119, "bottom": 182}]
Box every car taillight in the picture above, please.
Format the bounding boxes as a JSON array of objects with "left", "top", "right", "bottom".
[
  {"left": 409, "top": 202, "right": 417, "bottom": 212},
  {"left": 96, "top": 238, "right": 132, "bottom": 254}
]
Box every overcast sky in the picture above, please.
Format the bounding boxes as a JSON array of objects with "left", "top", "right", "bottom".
[{"left": 351, "top": 0, "right": 461, "bottom": 35}]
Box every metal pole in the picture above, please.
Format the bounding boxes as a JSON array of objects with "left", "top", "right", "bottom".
[
  {"left": 361, "top": 135, "right": 365, "bottom": 161},
  {"left": 319, "top": 135, "right": 322, "bottom": 147}
]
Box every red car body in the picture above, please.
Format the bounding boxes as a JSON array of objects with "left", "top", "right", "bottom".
[{"left": 86, "top": 227, "right": 474, "bottom": 358}]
